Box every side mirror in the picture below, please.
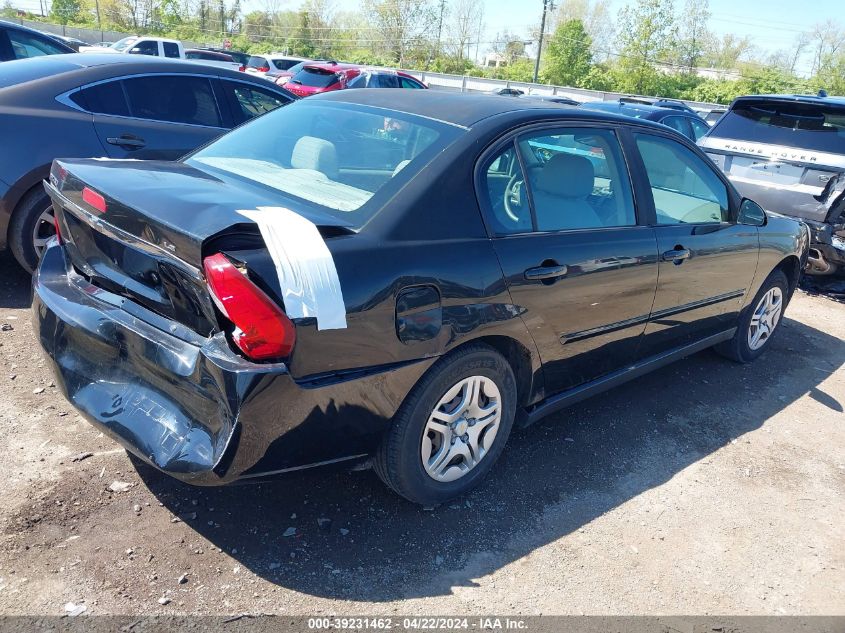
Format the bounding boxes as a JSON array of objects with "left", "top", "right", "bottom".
[{"left": 738, "top": 198, "right": 766, "bottom": 227}]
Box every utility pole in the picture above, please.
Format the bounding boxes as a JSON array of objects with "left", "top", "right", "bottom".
[
  {"left": 94, "top": 0, "right": 101, "bottom": 29},
  {"left": 533, "top": 0, "right": 554, "bottom": 83}
]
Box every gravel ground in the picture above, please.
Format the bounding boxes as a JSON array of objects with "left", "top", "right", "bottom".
[{"left": 0, "top": 249, "right": 843, "bottom": 616}]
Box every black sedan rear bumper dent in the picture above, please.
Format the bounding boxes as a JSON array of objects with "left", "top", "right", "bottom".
[{"left": 33, "top": 243, "right": 433, "bottom": 485}]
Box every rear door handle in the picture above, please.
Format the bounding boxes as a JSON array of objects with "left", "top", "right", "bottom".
[
  {"left": 524, "top": 264, "right": 568, "bottom": 281},
  {"left": 106, "top": 136, "right": 146, "bottom": 149},
  {"left": 662, "top": 248, "right": 691, "bottom": 263}
]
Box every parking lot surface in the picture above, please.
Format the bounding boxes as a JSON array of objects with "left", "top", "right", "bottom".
[{"left": 0, "top": 249, "right": 843, "bottom": 615}]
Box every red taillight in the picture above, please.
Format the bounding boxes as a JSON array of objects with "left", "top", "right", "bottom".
[
  {"left": 203, "top": 253, "right": 295, "bottom": 361},
  {"left": 82, "top": 186, "right": 106, "bottom": 214},
  {"left": 257, "top": 65, "right": 270, "bottom": 72},
  {"left": 53, "top": 211, "right": 62, "bottom": 244},
  {"left": 238, "top": 65, "right": 246, "bottom": 72}
]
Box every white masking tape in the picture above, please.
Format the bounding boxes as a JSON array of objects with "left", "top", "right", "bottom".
[{"left": 237, "top": 207, "right": 347, "bottom": 330}]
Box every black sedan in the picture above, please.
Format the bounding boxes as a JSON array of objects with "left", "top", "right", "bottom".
[
  {"left": 35, "top": 91, "right": 808, "bottom": 505},
  {"left": 0, "top": 54, "right": 295, "bottom": 272},
  {"left": 582, "top": 100, "right": 710, "bottom": 142}
]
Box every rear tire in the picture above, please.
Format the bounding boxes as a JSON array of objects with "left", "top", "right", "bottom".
[
  {"left": 716, "top": 270, "right": 789, "bottom": 363},
  {"left": 374, "top": 344, "right": 517, "bottom": 505},
  {"left": 9, "top": 187, "right": 55, "bottom": 274}
]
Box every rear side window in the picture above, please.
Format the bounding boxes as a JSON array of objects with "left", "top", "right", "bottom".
[
  {"left": 689, "top": 118, "right": 710, "bottom": 141},
  {"left": 163, "top": 42, "right": 180, "bottom": 58},
  {"left": 8, "top": 29, "right": 69, "bottom": 59},
  {"left": 711, "top": 100, "right": 845, "bottom": 154},
  {"left": 122, "top": 76, "right": 222, "bottom": 127},
  {"left": 74, "top": 80, "right": 130, "bottom": 116},
  {"left": 636, "top": 134, "right": 729, "bottom": 224},
  {"left": 374, "top": 73, "right": 400, "bottom": 88},
  {"left": 291, "top": 68, "right": 339, "bottom": 88}
]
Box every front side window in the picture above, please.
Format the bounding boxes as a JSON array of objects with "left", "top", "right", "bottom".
[
  {"left": 636, "top": 134, "right": 730, "bottom": 224},
  {"left": 662, "top": 115, "right": 692, "bottom": 139},
  {"left": 131, "top": 40, "right": 159, "bottom": 56},
  {"left": 123, "top": 76, "right": 221, "bottom": 127},
  {"left": 188, "top": 101, "right": 459, "bottom": 221},
  {"left": 224, "top": 82, "right": 289, "bottom": 125},
  {"left": 400, "top": 77, "right": 423, "bottom": 89},
  {"left": 8, "top": 29, "right": 69, "bottom": 59}
]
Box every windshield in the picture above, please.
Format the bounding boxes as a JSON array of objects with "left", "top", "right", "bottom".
[
  {"left": 187, "top": 101, "right": 461, "bottom": 225},
  {"left": 111, "top": 37, "right": 138, "bottom": 52},
  {"left": 712, "top": 99, "right": 845, "bottom": 154}
]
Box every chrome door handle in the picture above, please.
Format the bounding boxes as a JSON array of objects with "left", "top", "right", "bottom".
[
  {"left": 662, "top": 248, "right": 690, "bottom": 263},
  {"left": 524, "top": 264, "right": 568, "bottom": 280}
]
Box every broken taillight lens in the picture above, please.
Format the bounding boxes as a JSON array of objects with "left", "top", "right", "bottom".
[{"left": 203, "top": 253, "right": 295, "bottom": 361}]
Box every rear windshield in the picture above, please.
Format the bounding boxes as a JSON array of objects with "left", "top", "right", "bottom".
[
  {"left": 187, "top": 101, "right": 461, "bottom": 225},
  {"left": 711, "top": 99, "right": 845, "bottom": 153},
  {"left": 272, "top": 58, "right": 300, "bottom": 70},
  {"left": 247, "top": 56, "right": 268, "bottom": 69},
  {"left": 289, "top": 67, "right": 339, "bottom": 88}
]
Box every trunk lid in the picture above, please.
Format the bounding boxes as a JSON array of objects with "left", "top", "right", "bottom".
[{"left": 48, "top": 158, "right": 353, "bottom": 336}]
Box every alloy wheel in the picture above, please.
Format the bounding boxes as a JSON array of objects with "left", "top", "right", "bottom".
[
  {"left": 32, "top": 206, "right": 56, "bottom": 258},
  {"left": 420, "top": 375, "right": 502, "bottom": 483},
  {"left": 747, "top": 286, "right": 783, "bottom": 351}
]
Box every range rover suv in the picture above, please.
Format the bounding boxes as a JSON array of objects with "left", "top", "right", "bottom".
[{"left": 699, "top": 93, "right": 845, "bottom": 275}]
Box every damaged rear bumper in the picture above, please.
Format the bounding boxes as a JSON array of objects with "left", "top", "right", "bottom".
[
  {"left": 804, "top": 219, "right": 845, "bottom": 275},
  {"left": 33, "top": 243, "right": 432, "bottom": 484}
]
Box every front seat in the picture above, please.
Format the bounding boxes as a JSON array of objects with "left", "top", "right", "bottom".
[
  {"left": 291, "top": 136, "right": 338, "bottom": 180},
  {"left": 531, "top": 153, "right": 602, "bottom": 230}
]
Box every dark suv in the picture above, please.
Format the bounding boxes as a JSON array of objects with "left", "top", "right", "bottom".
[{"left": 699, "top": 93, "right": 845, "bottom": 275}]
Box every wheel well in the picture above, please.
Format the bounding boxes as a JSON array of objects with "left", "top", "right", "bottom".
[
  {"left": 776, "top": 255, "right": 802, "bottom": 299},
  {"left": 461, "top": 335, "right": 534, "bottom": 409}
]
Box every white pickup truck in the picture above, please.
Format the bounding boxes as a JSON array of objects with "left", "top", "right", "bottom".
[
  {"left": 80, "top": 36, "right": 184, "bottom": 58},
  {"left": 79, "top": 36, "right": 240, "bottom": 71}
]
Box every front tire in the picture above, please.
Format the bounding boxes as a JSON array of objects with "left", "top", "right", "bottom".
[
  {"left": 9, "top": 187, "right": 56, "bottom": 274},
  {"left": 716, "top": 269, "right": 789, "bottom": 363},
  {"left": 374, "top": 344, "right": 517, "bottom": 505}
]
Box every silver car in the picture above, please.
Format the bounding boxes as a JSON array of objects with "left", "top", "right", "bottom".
[{"left": 699, "top": 93, "right": 845, "bottom": 275}]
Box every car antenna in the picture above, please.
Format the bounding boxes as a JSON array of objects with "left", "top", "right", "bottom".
[{"left": 818, "top": 89, "right": 828, "bottom": 98}]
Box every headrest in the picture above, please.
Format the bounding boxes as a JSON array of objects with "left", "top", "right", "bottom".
[
  {"left": 535, "top": 153, "right": 594, "bottom": 198},
  {"left": 291, "top": 136, "right": 338, "bottom": 179}
]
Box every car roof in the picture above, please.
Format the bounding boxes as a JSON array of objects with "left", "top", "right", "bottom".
[
  {"left": 732, "top": 93, "right": 845, "bottom": 107},
  {"left": 311, "top": 89, "right": 673, "bottom": 129},
  {"left": 0, "top": 53, "right": 290, "bottom": 88},
  {"left": 0, "top": 19, "right": 75, "bottom": 51},
  {"left": 583, "top": 101, "right": 665, "bottom": 116},
  {"left": 303, "top": 61, "right": 359, "bottom": 72}
]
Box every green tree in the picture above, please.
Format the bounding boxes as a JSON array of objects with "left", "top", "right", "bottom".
[
  {"left": 616, "top": 0, "right": 676, "bottom": 94},
  {"left": 544, "top": 19, "right": 593, "bottom": 87},
  {"left": 51, "top": 0, "right": 83, "bottom": 24}
]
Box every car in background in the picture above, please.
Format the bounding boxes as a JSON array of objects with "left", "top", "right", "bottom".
[
  {"left": 582, "top": 100, "right": 710, "bottom": 142},
  {"left": 34, "top": 90, "right": 807, "bottom": 505},
  {"left": 490, "top": 87, "right": 524, "bottom": 96},
  {"left": 79, "top": 35, "right": 185, "bottom": 58},
  {"left": 48, "top": 34, "right": 91, "bottom": 52},
  {"left": 0, "top": 19, "right": 74, "bottom": 61},
  {"left": 185, "top": 48, "right": 240, "bottom": 71},
  {"left": 245, "top": 53, "right": 307, "bottom": 78},
  {"left": 266, "top": 59, "right": 314, "bottom": 86},
  {"left": 284, "top": 62, "right": 426, "bottom": 97},
  {"left": 518, "top": 94, "right": 580, "bottom": 106},
  {"left": 699, "top": 93, "right": 845, "bottom": 276},
  {"left": 194, "top": 47, "right": 249, "bottom": 71},
  {"left": 619, "top": 96, "right": 700, "bottom": 116},
  {"left": 0, "top": 54, "right": 295, "bottom": 272},
  {"left": 704, "top": 107, "right": 727, "bottom": 126}
]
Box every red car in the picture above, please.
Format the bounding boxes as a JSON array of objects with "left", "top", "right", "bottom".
[{"left": 284, "top": 62, "right": 427, "bottom": 97}]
